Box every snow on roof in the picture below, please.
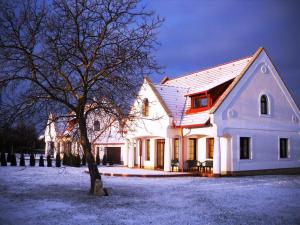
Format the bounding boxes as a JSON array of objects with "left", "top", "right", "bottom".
[
  {"left": 153, "top": 84, "right": 189, "bottom": 126},
  {"left": 151, "top": 54, "right": 255, "bottom": 126},
  {"left": 164, "top": 56, "right": 253, "bottom": 95}
]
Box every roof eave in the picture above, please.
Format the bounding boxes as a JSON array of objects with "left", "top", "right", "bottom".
[
  {"left": 144, "top": 77, "right": 173, "bottom": 117},
  {"left": 209, "top": 47, "right": 264, "bottom": 114}
]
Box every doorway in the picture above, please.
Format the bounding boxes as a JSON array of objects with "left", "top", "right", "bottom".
[
  {"left": 156, "top": 139, "right": 165, "bottom": 169},
  {"left": 206, "top": 138, "right": 214, "bottom": 159}
]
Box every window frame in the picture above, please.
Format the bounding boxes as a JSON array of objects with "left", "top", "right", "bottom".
[
  {"left": 93, "top": 120, "right": 100, "bottom": 131},
  {"left": 278, "top": 137, "right": 290, "bottom": 159},
  {"left": 239, "top": 136, "right": 252, "bottom": 160},
  {"left": 206, "top": 138, "right": 214, "bottom": 159},
  {"left": 258, "top": 93, "right": 271, "bottom": 117},
  {"left": 173, "top": 138, "right": 179, "bottom": 160},
  {"left": 142, "top": 98, "right": 149, "bottom": 117},
  {"left": 188, "top": 138, "right": 197, "bottom": 160},
  {"left": 145, "top": 139, "right": 150, "bottom": 161}
]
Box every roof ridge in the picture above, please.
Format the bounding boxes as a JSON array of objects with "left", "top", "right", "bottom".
[{"left": 166, "top": 55, "right": 253, "bottom": 82}]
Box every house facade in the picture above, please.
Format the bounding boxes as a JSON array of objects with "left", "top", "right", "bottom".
[
  {"left": 124, "top": 47, "right": 300, "bottom": 175},
  {"left": 44, "top": 112, "right": 125, "bottom": 164}
]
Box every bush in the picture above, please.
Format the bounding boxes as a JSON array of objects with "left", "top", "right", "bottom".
[
  {"left": 6, "top": 152, "right": 11, "bottom": 162},
  {"left": 56, "top": 153, "right": 61, "bottom": 167},
  {"left": 62, "top": 154, "right": 69, "bottom": 166},
  {"left": 0, "top": 152, "right": 7, "bottom": 166},
  {"left": 96, "top": 152, "right": 100, "bottom": 165},
  {"left": 47, "top": 155, "right": 52, "bottom": 167},
  {"left": 102, "top": 154, "right": 107, "bottom": 166},
  {"left": 30, "top": 153, "right": 35, "bottom": 166},
  {"left": 10, "top": 153, "right": 17, "bottom": 166},
  {"left": 39, "top": 155, "right": 44, "bottom": 167},
  {"left": 20, "top": 153, "right": 25, "bottom": 166},
  {"left": 81, "top": 154, "right": 86, "bottom": 166}
]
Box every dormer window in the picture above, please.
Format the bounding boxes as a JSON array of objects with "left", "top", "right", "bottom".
[
  {"left": 193, "top": 96, "right": 208, "bottom": 108},
  {"left": 142, "top": 98, "right": 149, "bottom": 116}
]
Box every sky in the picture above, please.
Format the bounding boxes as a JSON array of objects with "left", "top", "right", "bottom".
[{"left": 145, "top": 0, "right": 300, "bottom": 106}]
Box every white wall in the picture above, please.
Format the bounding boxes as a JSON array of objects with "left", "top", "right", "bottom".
[{"left": 215, "top": 50, "right": 300, "bottom": 172}]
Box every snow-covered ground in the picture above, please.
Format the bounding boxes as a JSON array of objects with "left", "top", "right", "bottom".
[{"left": 0, "top": 167, "right": 300, "bottom": 225}]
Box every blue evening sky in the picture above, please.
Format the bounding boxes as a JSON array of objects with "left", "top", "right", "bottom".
[{"left": 145, "top": 0, "right": 300, "bottom": 106}]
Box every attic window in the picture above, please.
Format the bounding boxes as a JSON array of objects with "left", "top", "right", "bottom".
[
  {"left": 142, "top": 98, "right": 149, "bottom": 116},
  {"left": 192, "top": 96, "right": 208, "bottom": 109},
  {"left": 93, "top": 120, "right": 100, "bottom": 131}
]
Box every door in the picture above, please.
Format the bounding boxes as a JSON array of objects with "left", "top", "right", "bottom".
[
  {"left": 206, "top": 138, "right": 214, "bottom": 159},
  {"left": 156, "top": 139, "right": 165, "bottom": 169},
  {"left": 107, "top": 147, "right": 121, "bottom": 164}
]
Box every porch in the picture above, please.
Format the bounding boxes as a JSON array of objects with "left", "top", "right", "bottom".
[{"left": 124, "top": 133, "right": 228, "bottom": 176}]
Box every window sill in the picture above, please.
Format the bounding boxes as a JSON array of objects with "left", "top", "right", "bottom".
[
  {"left": 278, "top": 157, "right": 290, "bottom": 161},
  {"left": 238, "top": 158, "right": 252, "bottom": 162},
  {"left": 259, "top": 114, "right": 271, "bottom": 118}
]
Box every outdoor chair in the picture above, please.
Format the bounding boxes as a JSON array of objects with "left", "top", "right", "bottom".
[{"left": 171, "top": 159, "right": 179, "bottom": 172}]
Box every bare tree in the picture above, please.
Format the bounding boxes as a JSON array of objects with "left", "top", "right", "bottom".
[{"left": 0, "top": 0, "right": 162, "bottom": 194}]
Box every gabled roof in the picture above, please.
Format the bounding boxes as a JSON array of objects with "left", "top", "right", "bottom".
[
  {"left": 147, "top": 47, "right": 297, "bottom": 127},
  {"left": 210, "top": 47, "right": 263, "bottom": 113},
  {"left": 147, "top": 50, "right": 259, "bottom": 126},
  {"left": 163, "top": 55, "right": 253, "bottom": 96}
]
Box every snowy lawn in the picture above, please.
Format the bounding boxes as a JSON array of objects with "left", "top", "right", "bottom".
[{"left": 0, "top": 167, "right": 300, "bottom": 225}]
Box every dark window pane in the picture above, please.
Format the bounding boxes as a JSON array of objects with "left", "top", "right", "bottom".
[
  {"left": 240, "top": 137, "right": 250, "bottom": 159},
  {"left": 280, "top": 138, "right": 288, "bottom": 158},
  {"left": 193, "top": 97, "right": 208, "bottom": 108},
  {"left": 261, "top": 95, "right": 268, "bottom": 114}
]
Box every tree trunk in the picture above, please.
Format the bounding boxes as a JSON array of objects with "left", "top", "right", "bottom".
[{"left": 78, "top": 114, "right": 102, "bottom": 195}]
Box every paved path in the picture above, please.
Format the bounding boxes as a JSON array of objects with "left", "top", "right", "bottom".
[{"left": 96, "top": 165, "right": 200, "bottom": 177}]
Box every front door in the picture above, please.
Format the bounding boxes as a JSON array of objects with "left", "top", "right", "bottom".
[
  {"left": 156, "top": 139, "right": 165, "bottom": 169},
  {"left": 206, "top": 138, "right": 214, "bottom": 159}
]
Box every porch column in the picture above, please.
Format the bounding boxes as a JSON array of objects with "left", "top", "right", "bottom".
[
  {"left": 164, "top": 138, "right": 172, "bottom": 172},
  {"left": 123, "top": 139, "right": 129, "bottom": 166},
  {"left": 213, "top": 136, "right": 221, "bottom": 176},
  {"left": 128, "top": 140, "right": 135, "bottom": 168}
]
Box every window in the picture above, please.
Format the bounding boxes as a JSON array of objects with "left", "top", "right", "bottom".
[
  {"left": 93, "top": 120, "right": 100, "bottom": 131},
  {"left": 145, "top": 139, "right": 150, "bottom": 161},
  {"left": 193, "top": 97, "right": 208, "bottom": 109},
  {"left": 279, "top": 138, "right": 288, "bottom": 158},
  {"left": 173, "top": 138, "right": 179, "bottom": 160},
  {"left": 142, "top": 98, "right": 149, "bottom": 116},
  {"left": 188, "top": 138, "right": 197, "bottom": 160},
  {"left": 206, "top": 138, "right": 214, "bottom": 159},
  {"left": 240, "top": 137, "right": 250, "bottom": 159},
  {"left": 260, "top": 95, "right": 268, "bottom": 115}
]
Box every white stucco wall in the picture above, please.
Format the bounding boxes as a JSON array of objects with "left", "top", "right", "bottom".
[{"left": 214, "top": 50, "right": 300, "bottom": 172}]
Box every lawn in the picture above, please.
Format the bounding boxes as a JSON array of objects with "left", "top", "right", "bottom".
[{"left": 0, "top": 167, "right": 300, "bottom": 225}]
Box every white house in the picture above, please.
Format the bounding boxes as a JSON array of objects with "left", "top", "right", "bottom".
[
  {"left": 124, "top": 47, "right": 300, "bottom": 176},
  {"left": 44, "top": 111, "right": 125, "bottom": 164}
]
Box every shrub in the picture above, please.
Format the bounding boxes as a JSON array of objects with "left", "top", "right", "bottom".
[
  {"left": 47, "top": 155, "right": 52, "bottom": 167},
  {"left": 102, "top": 154, "right": 107, "bottom": 166},
  {"left": 62, "top": 154, "right": 68, "bottom": 166},
  {"left": 0, "top": 152, "right": 7, "bottom": 166},
  {"left": 19, "top": 153, "right": 25, "bottom": 166},
  {"left": 39, "top": 155, "right": 44, "bottom": 167},
  {"left": 30, "top": 153, "right": 35, "bottom": 166},
  {"left": 6, "top": 152, "right": 11, "bottom": 162},
  {"left": 81, "top": 154, "right": 86, "bottom": 166},
  {"left": 10, "top": 153, "right": 17, "bottom": 166},
  {"left": 96, "top": 152, "right": 100, "bottom": 165},
  {"left": 56, "top": 153, "right": 61, "bottom": 167}
]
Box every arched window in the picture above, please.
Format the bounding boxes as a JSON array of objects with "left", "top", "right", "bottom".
[
  {"left": 260, "top": 95, "right": 268, "bottom": 115},
  {"left": 142, "top": 98, "right": 149, "bottom": 116},
  {"left": 93, "top": 120, "right": 100, "bottom": 131}
]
